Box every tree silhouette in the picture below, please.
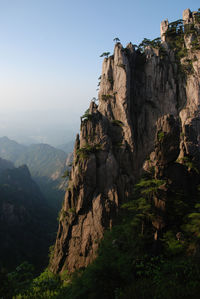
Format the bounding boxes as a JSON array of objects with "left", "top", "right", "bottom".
[
  {"left": 100, "top": 52, "right": 110, "bottom": 58},
  {"left": 91, "top": 97, "right": 98, "bottom": 103},
  {"left": 113, "top": 37, "right": 120, "bottom": 43}
]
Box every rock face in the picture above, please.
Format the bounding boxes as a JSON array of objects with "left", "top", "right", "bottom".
[{"left": 50, "top": 9, "right": 200, "bottom": 273}]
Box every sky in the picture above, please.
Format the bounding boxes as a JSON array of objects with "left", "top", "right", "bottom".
[{"left": 0, "top": 0, "right": 199, "bottom": 145}]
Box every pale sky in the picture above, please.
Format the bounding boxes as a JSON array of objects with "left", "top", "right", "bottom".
[{"left": 0, "top": 0, "right": 199, "bottom": 145}]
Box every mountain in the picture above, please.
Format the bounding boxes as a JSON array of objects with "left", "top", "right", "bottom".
[
  {"left": 0, "top": 159, "right": 55, "bottom": 271},
  {"left": 0, "top": 156, "right": 14, "bottom": 173},
  {"left": 2, "top": 8, "right": 200, "bottom": 299},
  {"left": 0, "top": 137, "right": 69, "bottom": 211},
  {"left": 0, "top": 136, "right": 26, "bottom": 161},
  {"left": 50, "top": 8, "right": 200, "bottom": 275},
  {"left": 14, "top": 143, "right": 67, "bottom": 179},
  {"left": 0, "top": 137, "right": 67, "bottom": 179}
]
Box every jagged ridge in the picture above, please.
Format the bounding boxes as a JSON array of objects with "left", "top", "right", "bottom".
[{"left": 50, "top": 8, "right": 200, "bottom": 273}]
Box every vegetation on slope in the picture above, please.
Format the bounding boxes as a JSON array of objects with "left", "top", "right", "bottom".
[
  {"left": 2, "top": 167, "right": 200, "bottom": 299},
  {"left": 1, "top": 12, "right": 200, "bottom": 299}
]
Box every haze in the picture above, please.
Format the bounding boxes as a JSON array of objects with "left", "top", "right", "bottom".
[{"left": 0, "top": 0, "right": 199, "bottom": 146}]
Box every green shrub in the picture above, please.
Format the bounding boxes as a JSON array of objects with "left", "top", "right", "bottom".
[
  {"left": 178, "top": 156, "right": 199, "bottom": 173},
  {"left": 80, "top": 109, "right": 94, "bottom": 122},
  {"left": 57, "top": 209, "right": 67, "bottom": 221},
  {"left": 68, "top": 207, "right": 76, "bottom": 214},
  {"left": 62, "top": 169, "right": 70, "bottom": 178},
  {"left": 76, "top": 143, "right": 101, "bottom": 161},
  {"left": 157, "top": 131, "right": 165, "bottom": 142},
  {"left": 48, "top": 245, "right": 55, "bottom": 262},
  {"left": 101, "top": 94, "right": 113, "bottom": 101}
]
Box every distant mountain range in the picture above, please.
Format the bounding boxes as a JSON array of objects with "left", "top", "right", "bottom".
[
  {"left": 0, "top": 136, "right": 67, "bottom": 178},
  {"left": 0, "top": 136, "right": 72, "bottom": 211}
]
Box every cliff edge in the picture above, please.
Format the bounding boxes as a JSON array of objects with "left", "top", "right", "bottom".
[{"left": 50, "top": 9, "right": 200, "bottom": 273}]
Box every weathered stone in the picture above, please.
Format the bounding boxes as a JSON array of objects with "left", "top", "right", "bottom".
[
  {"left": 155, "top": 115, "right": 180, "bottom": 165},
  {"left": 160, "top": 19, "right": 169, "bottom": 42},
  {"left": 183, "top": 8, "right": 192, "bottom": 24},
  {"left": 50, "top": 9, "right": 200, "bottom": 274}
]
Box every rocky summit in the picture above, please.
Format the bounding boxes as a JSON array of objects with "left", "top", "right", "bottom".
[{"left": 50, "top": 9, "right": 200, "bottom": 273}]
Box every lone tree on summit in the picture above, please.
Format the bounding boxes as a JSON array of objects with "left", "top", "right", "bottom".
[
  {"left": 113, "top": 37, "right": 120, "bottom": 43},
  {"left": 100, "top": 52, "right": 110, "bottom": 58}
]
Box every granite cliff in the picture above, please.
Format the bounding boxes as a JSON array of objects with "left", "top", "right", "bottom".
[{"left": 50, "top": 8, "right": 200, "bottom": 273}]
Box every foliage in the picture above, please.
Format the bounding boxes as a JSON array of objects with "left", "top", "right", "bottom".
[
  {"left": 62, "top": 169, "right": 70, "bottom": 178},
  {"left": 76, "top": 143, "right": 101, "bottom": 161},
  {"left": 68, "top": 207, "right": 76, "bottom": 214},
  {"left": 57, "top": 209, "right": 67, "bottom": 221},
  {"left": 122, "top": 177, "right": 165, "bottom": 235},
  {"left": 119, "top": 257, "right": 200, "bottom": 299},
  {"left": 122, "top": 197, "right": 153, "bottom": 235},
  {"left": 162, "top": 231, "right": 185, "bottom": 256},
  {"left": 138, "top": 37, "right": 162, "bottom": 52},
  {"left": 191, "top": 38, "right": 200, "bottom": 51},
  {"left": 194, "top": 11, "right": 200, "bottom": 23},
  {"left": 113, "top": 37, "right": 120, "bottom": 43},
  {"left": 181, "top": 59, "right": 194, "bottom": 75},
  {"left": 111, "top": 119, "right": 124, "bottom": 127},
  {"left": 157, "top": 130, "right": 165, "bottom": 142},
  {"left": 184, "top": 203, "right": 200, "bottom": 239},
  {"left": 100, "top": 52, "right": 110, "bottom": 58},
  {"left": 157, "top": 131, "right": 165, "bottom": 142},
  {"left": 101, "top": 94, "right": 113, "bottom": 101},
  {"left": 163, "top": 17, "right": 199, "bottom": 74},
  {"left": 15, "top": 269, "right": 63, "bottom": 299},
  {"left": 48, "top": 245, "right": 55, "bottom": 262},
  {"left": 135, "top": 36, "right": 168, "bottom": 60},
  {"left": 178, "top": 156, "right": 199, "bottom": 174},
  {"left": 134, "top": 177, "right": 165, "bottom": 200},
  {"left": 81, "top": 109, "right": 94, "bottom": 122},
  {"left": 4, "top": 168, "right": 200, "bottom": 299},
  {"left": 0, "top": 262, "right": 35, "bottom": 298}
]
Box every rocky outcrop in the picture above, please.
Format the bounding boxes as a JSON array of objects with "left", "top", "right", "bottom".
[{"left": 50, "top": 9, "right": 200, "bottom": 273}]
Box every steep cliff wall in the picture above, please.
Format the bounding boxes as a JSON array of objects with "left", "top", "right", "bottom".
[{"left": 50, "top": 9, "right": 200, "bottom": 273}]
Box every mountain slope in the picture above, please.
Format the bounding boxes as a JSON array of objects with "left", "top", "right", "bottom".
[
  {"left": 0, "top": 137, "right": 69, "bottom": 211},
  {"left": 2, "top": 8, "right": 200, "bottom": 299},
  {"left": 15, "top": 143, "right": 67, "bottom": 179},
  {"left": 0, "top": 159, "right": 55, "bottom": 271},
  {"left": 0, "top": 136, "right": 26, "bottom": 161}
]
